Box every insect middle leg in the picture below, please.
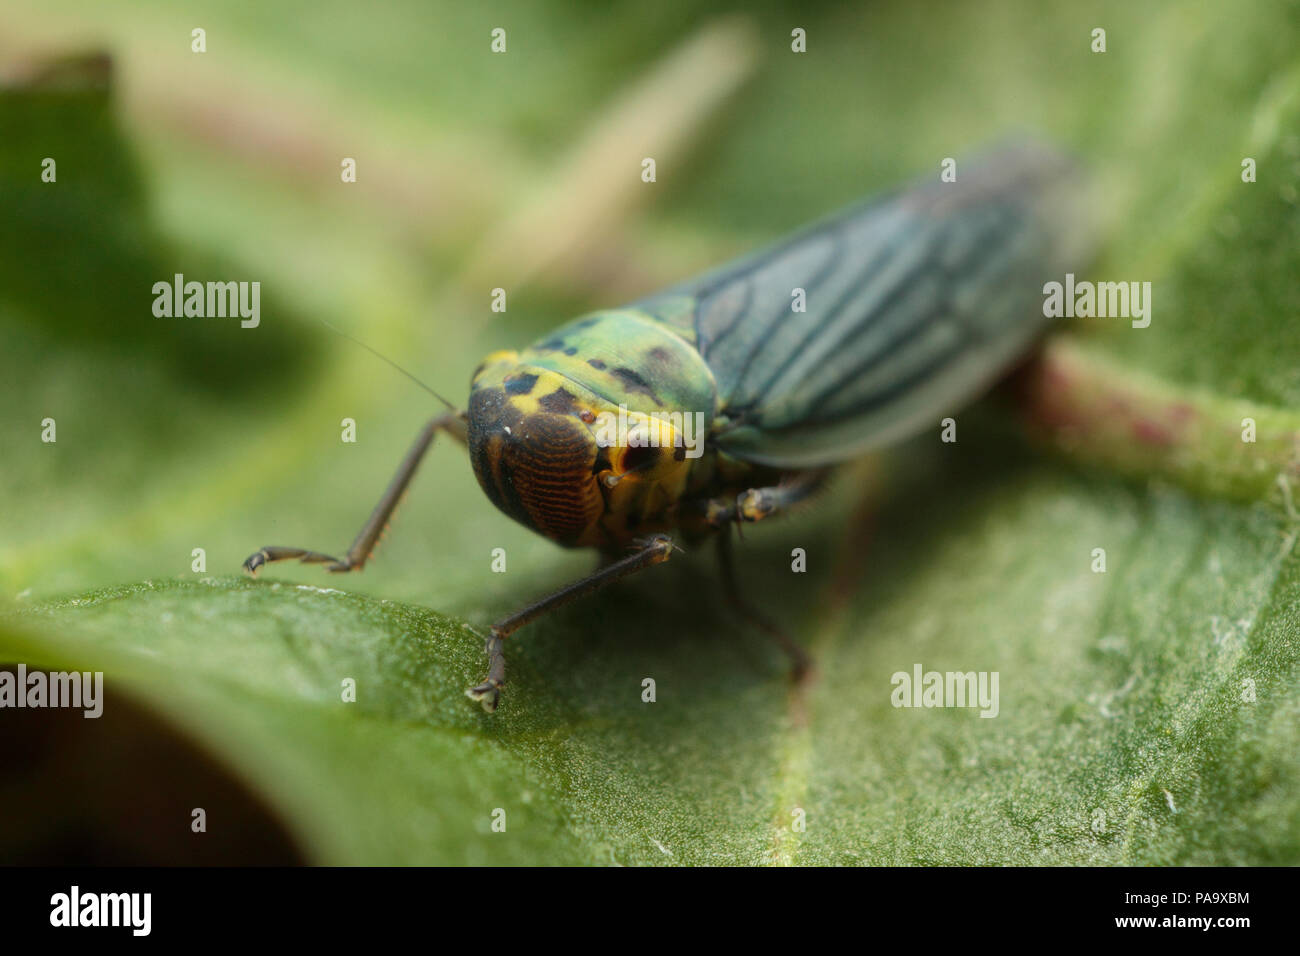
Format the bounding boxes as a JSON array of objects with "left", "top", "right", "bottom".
[
  {"left": 243, "top": 411, "right": 467, "bottom": 575},
  {"left": 467, "top": 534, "right": 676, "bottom": 713},
  {"left": 700, "top": 467, "right": 832, "bottom": 528},
  {"left": 715, "top": 527, "right": 812, "bottom": 680},
  {"left": 696, "top": 469, "right": 831, "bottom": 678}
]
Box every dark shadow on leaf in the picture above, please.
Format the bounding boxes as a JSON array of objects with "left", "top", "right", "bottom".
[{"left": 0, "top": 665, "right": 305, "bottom": 865}]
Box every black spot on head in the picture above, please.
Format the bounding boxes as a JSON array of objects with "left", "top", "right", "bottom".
[
  {"left": 536, "top": 338, "right": 567, "bottom": 352},
  {"left": 587, "top": 358, "right": 607, "bottom": 370},
  {"left": 563, "top": 346, "right": 578, "bottom": 356},
  {"left": 622, "top": 444, "right": 658, "bottom": 473},
  {"left": 648, "top": 347, "right": 672, "bottom": 363},
  {"left": 612, "top": 367, "right": 662, "bottom": 406},
  {"left": 538, "top": 388, "right": 578, "bottom": 413},
  {"left": 504, "top": 372, "right": 539, "bottom": 395}
]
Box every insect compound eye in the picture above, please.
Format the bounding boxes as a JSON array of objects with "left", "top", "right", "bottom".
[
  {"left": 501, "top": 413, "right": 604, "bottom": 543},
  {"left": 468, "top": 386, "right": 606, "bottom": 544},
  {"left": 579, "top": 409, "right": 596, "bottom": 424}
]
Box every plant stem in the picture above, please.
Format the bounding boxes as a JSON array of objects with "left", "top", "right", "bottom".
[{"left": 1013, "top": 336, "right": 1300, "bottom": 514}]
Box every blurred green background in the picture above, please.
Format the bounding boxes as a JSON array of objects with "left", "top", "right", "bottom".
[{"left": 2, "top": 0, "right": 1298, "bottom": 865}]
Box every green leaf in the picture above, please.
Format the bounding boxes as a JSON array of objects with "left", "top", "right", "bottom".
[
  {"left": 3, "top": 0, "right": 1299, "bottom": 864},
  {"left": 5, "top": 461, "right": 1298, "bottom": 864}
]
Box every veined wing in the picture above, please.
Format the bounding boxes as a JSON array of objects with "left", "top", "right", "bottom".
[{"left": 637, "top": 142, "right": 1093, "bottom": 468}]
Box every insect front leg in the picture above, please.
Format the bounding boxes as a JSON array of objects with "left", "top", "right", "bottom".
[
  {"left": 243, "top": 411, "right": 467, "bottom": 575},
  {"left": 467, "top": 534, "right": 676, "bottom": 713}
]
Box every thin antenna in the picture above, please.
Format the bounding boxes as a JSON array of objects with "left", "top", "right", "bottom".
[{"left": 315, "top": 318, "right": 458, "bottom": 412}]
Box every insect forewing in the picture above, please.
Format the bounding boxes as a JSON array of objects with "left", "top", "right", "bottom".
[{"left": 638, "top": 142, "right": 1093, "bottom": 467}]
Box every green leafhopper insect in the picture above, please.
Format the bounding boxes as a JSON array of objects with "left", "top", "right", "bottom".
[{"left": 244, "top": 142, "right": 1092, "bottom": 712}]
